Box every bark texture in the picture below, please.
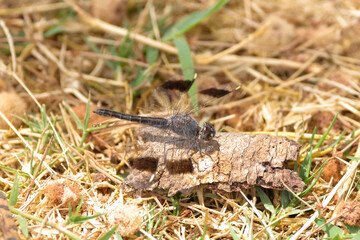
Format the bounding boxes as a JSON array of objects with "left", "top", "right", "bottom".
[{"left": 124, "top": 128, "right": 305, "bottom": 196}]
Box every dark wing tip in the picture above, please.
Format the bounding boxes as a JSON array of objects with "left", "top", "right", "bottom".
[
  {"left": 199, "top": 88, "right": 232, "bottom": 98},
  {"left": 160, "top": 80, "right": 195, "bottom": 92}
]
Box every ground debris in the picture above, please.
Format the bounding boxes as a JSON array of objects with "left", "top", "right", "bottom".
[
  {"left": 0, "top": 191, "right": 20, "bottom": 240},
  {"left": 123, "top": 128, "right": 304, "bottom": 196}
]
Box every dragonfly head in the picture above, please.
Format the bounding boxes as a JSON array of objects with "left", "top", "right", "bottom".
[{"left": 200, "top": 121, "right": 216, "bottom": 141}]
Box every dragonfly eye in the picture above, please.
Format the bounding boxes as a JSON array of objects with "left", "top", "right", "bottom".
[{"left": 200, "top": 122, "right": 216, "bottom": 141}]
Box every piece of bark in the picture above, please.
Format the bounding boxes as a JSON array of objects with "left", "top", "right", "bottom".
[{"left": 123, "top": 128, "right": 305, "bottom": 196}]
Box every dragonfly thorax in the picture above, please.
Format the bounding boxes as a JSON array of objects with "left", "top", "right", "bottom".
[{"left": 168, "top": 114, "right": 201, "bottom": 139}]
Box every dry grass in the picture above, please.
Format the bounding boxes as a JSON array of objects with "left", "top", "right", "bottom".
[{"left": 1, "top": 0, "right": 360, "bottom": 239}]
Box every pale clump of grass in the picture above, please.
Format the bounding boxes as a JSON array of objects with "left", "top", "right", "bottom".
[
  {"left": 0, "top": 0, "right": 359, "bottom": 239},
  {"left": 41, "top": 179, "right": 82, "bottom": 209},
  {"left": 107, "top": 202, "right": 143, "bottom": 236},
  {"left": 0, "top": 91, "right": 26, "bottom": 128}
]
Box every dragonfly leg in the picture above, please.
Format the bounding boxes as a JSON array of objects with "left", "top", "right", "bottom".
[
  {"left": 186, "top": 139, "right": 213, "bottom": 165},
  {"left": 195, "top": 141, "right": 213, "bottom": 162},
  {"left": 186, "top": 141, "right": 198, "bottom": 165}
]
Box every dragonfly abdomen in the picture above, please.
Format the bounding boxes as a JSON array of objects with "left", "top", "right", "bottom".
[{"left": 94, "top": 109, "right": 168, "bottom": 127}]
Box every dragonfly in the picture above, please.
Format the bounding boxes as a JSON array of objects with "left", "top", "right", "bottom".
[{"left": 94, "top": 78, "right": 238, "bottom": 167}]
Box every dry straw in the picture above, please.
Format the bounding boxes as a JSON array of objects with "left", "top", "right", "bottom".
[{"left": 0, "top": 0, "right": 360, "bottom": 239}]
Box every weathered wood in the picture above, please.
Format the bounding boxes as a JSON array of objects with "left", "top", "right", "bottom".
[{"left": 123, "top": 128, "right": 305, "bottom": 196}]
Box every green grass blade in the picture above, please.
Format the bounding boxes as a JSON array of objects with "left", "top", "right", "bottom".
[
  {"left": 0, "top": 165, "right": 30, "bottom": 178},
  {"left": 309, "top": 127, "right": 316, "bottom": 145},
  {"left": 40, "top": 105, "right": 48, "bottom": 129},
  {"left": 300, "top": 147, "right": 312, "bottom": 180},
  {"left": 301, "top": 115, "right": 305, "bottom": 146},
  {"left": 281, "top": 190, "right": 291, "bottom": 208},
  {"left": 170, "top": 195, "right": 180, "bottom": 216},
  {"left": 314, "top": 113, "right": 338, "bottom": 149},
  {"left": 130, "top": 67, "right": 147, "bottom": 87},
  {"left": 255, "top": 186, "right": 275, "bottom": 214},
  {"left": 344, "top": 223, "right": 360, "bottom": 234},
  {"left": 163, "top": 0, "right": 229, "bottom": 41},
  {"left": 74, "top": 197, "right": 83, "bottom": 216},
  {"left": 199, "top": 224, "right": 208, "bottom": 240},
  {"left": 18, "top": 215, "right": 29, "bottom": 238},
  {"left": 79, "top": 94, "right": 92, "bottom": 147},
  {"left": 145, "top": 202, "right": 155, "bottom": 231},
  {"left": 344, "top": 130, "right": 356, "bottom": 156},
  {"left": 10, "top": 207, "right": 82, "bottom": 240},
  {"left": 353, "top": 233, "right": 360, "bottom": 240},
  {"left": 64, "top": 103, "right": 84, "bottom": 131},
  {"left": 83, "top": 94, "right": 91, "bottom": 131},
  {"left": 99, "top": 224, "right": 119, "bottom": 240},
  {"left": 43, "top": 25, "right": 66, "bottom": 38},
  {"left": 347, "top": 156, "right": 360, "bottom": 161},
  {"left": 117, "top": 34, "right": 134, "bottom": 63},
  {"left": 9, "top": 172, "right": 19, "bottom": 206},
  {"left": 146, "top": 46, "right": 159, "bottom": 65},
  {"left": 86, "top": 124, "right": 109, "bottom": 132},
  {"left": 116, "top": 232, "right": 123, "bottom": 240},
  {"left": 173, "top": 36, "right": 198, "bottom": 113},
  {"left": 297, "top": 170, "right": 324, "bottom": 199},
  {"left": 30, "top": 150, "right": 34, "bottom": 175},
  {"left": 153, "top": 208, "right": 165, "bottom": 232},
  {"left": 304, "top": 157, "right": 331, "bottom": 184},
  {"left": 325, "top": 129, "right": 346, "bottom": 150},
  {"left": 173, "top": 37, "right": 194, "bottom": 79},
  {"left": 16, "top": 114, "right": 39, "bottom": 132},
  {"left": 227, "top": 222, "right": 240, "bottom": 240},
  {"left": 68, "top": 214, "right": 103, "bottom": 225},
  {"left": 315, "top": 217, "right": 343, "bottom": 238},
  {"left": 130, "top": 62, "right": 158, "bottom": 88}
]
